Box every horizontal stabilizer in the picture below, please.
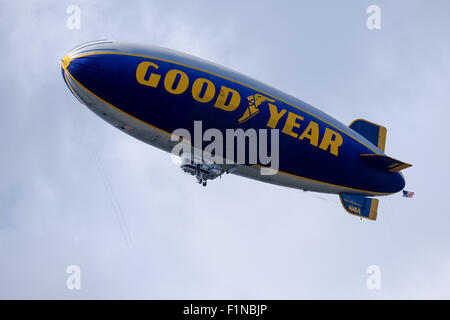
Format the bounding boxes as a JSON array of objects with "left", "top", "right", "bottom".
[
  {"left": 339, "top": 193, "right": 378, "bottom": 221},
  {"left": 349, "top": 119, "right": 387, "bottom": 152},
  {"left": 360, "top": 154, "right": 412, "bottom": 172}
]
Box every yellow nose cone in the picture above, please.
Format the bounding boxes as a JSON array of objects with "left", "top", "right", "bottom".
[{"left": 61, "top": 55, "right": 71, "bottom": 70}]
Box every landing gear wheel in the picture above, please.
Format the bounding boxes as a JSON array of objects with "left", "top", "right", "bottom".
[{"left": 202, "top": 181, "right": 207, "bottom": 187}]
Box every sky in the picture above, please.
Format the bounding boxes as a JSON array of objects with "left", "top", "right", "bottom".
[{"left": 0, "top": 0, "right": 449, "bottom": 299}]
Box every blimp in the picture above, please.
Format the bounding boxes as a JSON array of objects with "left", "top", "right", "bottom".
[{"left": 61, "top": 40, "right": 412, "bottom": 221}]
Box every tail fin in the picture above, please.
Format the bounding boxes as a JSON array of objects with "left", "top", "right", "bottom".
[
  {"left": 350, "top": 119, "right": 412, "bottom": 172},
  {"left": 360, "top": 154, "right": 412, "bottom": 172},
  {"left": 349, "top": 119, "right": 387, "bottom": 152},
  {"left": 339, "top": 193, "right": 379, "bottom": 221}
]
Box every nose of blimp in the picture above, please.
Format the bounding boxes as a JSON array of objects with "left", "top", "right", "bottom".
[
  {"left": 61, "top": 40, "right": 122, "bottom": 106},
  {"left": 61, "top": 53, "right": 83, "bottom": 103},
  {"left": 61, "top": 54, "right": 74, "bottom": 92}
]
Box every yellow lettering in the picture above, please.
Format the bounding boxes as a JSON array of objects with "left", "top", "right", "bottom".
[
  {"left": 319, "top": 128, "right": 343, "bottom": 156},
  {"left": 282, "top": 112, "right": 304, "bottom": 138},
  {"left": 214, "top": 86, "right": 241, "bottom": 111},
  {"left": 266, "top": 103, "right": 287, "bottom": 128},
  {"left": 349, "top": 205, "right": 361, "bottom": 214},
  {"left": 136, "top": 61, "right": 161, "bottom": 87},
  {"left": 192, "top": 78, "right": 215, "bottom": 103},
  {"left": 299, "top": 121, "right": 319, "bottom": 146},
  {"left": 164, "top": 69, "right": 189, "bottom": 94}
]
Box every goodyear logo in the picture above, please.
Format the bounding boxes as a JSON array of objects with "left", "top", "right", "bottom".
[{"left": 136, "top": 61, "right": 343, "bottom": 156}]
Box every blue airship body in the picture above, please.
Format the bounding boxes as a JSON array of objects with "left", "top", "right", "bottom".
[{"left": 62, "top": 40, "right": 411, "bottom": 220}]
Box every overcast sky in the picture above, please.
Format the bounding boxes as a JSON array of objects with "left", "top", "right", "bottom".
[{"left": 0, "top": 0, "right": 449, "bottom": 299}]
